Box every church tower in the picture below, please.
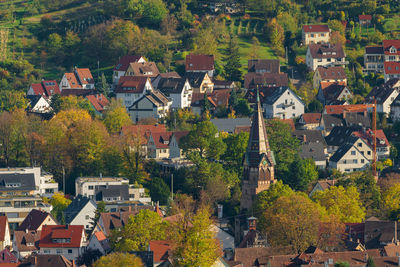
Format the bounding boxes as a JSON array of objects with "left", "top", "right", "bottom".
[{"left": 240, "top": 90, "right": 275, "bottom": 212}]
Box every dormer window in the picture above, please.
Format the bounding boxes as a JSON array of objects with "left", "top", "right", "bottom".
[
  {"left": 52, "top": 238, "right": 71, "bottom": 243},
  {"left": 390, "top": 46, "right": 397, "bottom": 53}
]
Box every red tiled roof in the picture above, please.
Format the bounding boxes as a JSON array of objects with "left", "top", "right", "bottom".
[
  {"left": 121, "top": 124, "right": 167, "bottom": 144},
  {"left": 0, "top": 248, "right": 17, "bottom": 263},
  {"left": 352, "top": 129, "right": 389, "bottom": 148},
  {"left": 115, "top": 76, "right": 150, "bottom": 94},
  {"left": 209, "top": 89, "right": 230, "bottom": 107},
  {"left": 185, "top": 54, "right": 214, "bottom": 71},
  {"left": 384, "top": 61, "right": 400, "bottom": 74},
  {"left": 317, "top": 66, "right": 347, "bottom": 81},
  {"left": 0, "top": 216, "right": 7, "bottom": 242},
  {"left": 149, "top": 240, "right": 172, "bottom": 263},
  {"left": 324, "top": 104, "right": 367, "bottom": 114},
  {"left": 281, "top": 119, "right": 295, "bottom": 131},
  {"left": 150, "top": 132, "right": 173, "bottom": 149},
  {"left": 114, "top": 55, "right": 144, "bottom": 71},
  {"left": 75, "top": 68, "right": 94, "bottom": 85},
  {"left": 320, "top": 81, "right": 347, "bottom": 89},
  {"left": 94, "top": 231, "right": 106, "bottom": 241},
  {"left": 383, "top": 40, "right": 400, "bottom": 56},
  {"left": 301, "top": 113, "right": 321, "bottom": 125},
  {"left": 308, "top": 43, "right": 345, "bottom": 59},
  {"left": 64, "top": 73, "right": 81, "bottom": 89},
  {"left": 359, "top": 15, "right": 372, "bottom": 20},
  {"left": 42, "top": 80, "right": 61, "bottom": 97},
  {"left": 39, "top": 225, "right": 84, "bottom": 248},
  {"left": 86, "top": 94, "right": 109, "bottom": 113},
  {"left": 302, "top": 24, "right": 330, "bottom": 33}
]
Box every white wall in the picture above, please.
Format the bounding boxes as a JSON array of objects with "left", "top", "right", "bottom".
[{"left": 70, "top": 201, "right": 97, "bottom": 230}]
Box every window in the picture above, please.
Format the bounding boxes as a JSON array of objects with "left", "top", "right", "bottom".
[
  {"left": 44, "top": 250, "right": 50, "bottom": 254},
  {"left": 327, "top": 58, "right": 331, "bottom": 62},
  {"left": 351, "top": 151, "right": 356, "bottom": 155},
  {"left": 321, "top": 33, "right": 325, "bottom": 37},
  {"left": 353, "top": 159, "right": 358, "bottom": 164},
  {"left": 68, "top": 249, "right": 73, "bottom": 254},
  {"left": 311, "top": 34, "right": 314, "bottom": 37},
  {"left": 85, "top": 215, "right": 90, "bottom": 220},
  {"left": 88, "top": 186, "right": 93, "bottom": 190},
  {"left": 361, "top": 159, "right": 365, "bottom": 163},
  {"left": 292, "top": 106, "right": 295, "bottom": 110},
  {"left": 292, "top": 113, "right": 296, "bottom": 117},
  {"left": 367, "top": 151, "right": 371, "bottom": 155},
  {"left": 56, "top": 249, "right": 62, "bottom": 254}
]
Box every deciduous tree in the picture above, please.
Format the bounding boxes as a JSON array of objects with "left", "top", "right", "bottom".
[
  {"left": 103, "top": 99, "right": 131, "bottom": 134},
  {"left": 94, "top": 253, "right": 143, "bottom": 267}
]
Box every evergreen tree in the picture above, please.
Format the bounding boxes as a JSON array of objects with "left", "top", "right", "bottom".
[
  {"left": 229, "top": 88, "right": 238, "bottom": 109},
  {"left": 203, "top": 94, "right": 211, "bottom": 113},
  {"left": 99, "top": 72, "right": 109, "bottom": 96},
  {"left": 224, "top": 34, "right": 242, "bottom": 82}
]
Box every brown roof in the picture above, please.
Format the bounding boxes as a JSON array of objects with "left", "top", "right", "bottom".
[
  {"left": 317, "top": 66, "right": 347, "bottom": 80},
  {"left": 301, "top": 113, "right": 322, "bottom": 125},
  {"left": 0, "top": 217, "right": 7, "bottom": 242},
  {"left": 115, "top": 76, "right": 151, "bottom": 94},
  {"left": 209, "top": 89, "right": 230, "bottom": 107},
  {"left": 320, "top": 81, "right": 347, "bottom": 89},
  {"left": 365, "top": 46, "right": 384, "bottom": 55},
  {"left": 60, "top": 89, "right": 94, "bottom": 96},
  {"left": 324, "top": 104, "right": 367, "bottom": 114},
  {"left": 21, "top": 255, "right": 73, "bottom": 267},
  {"left": 185, "top": 54, "right": 214, "bottom": 71},
  {"left": 248, "top": 59, "right": 280, "bottom": 73},
  {"left": 114, "top": 55, "right": 144, "bottom": 71},
  {"left": 128, "top": 62, "right": 160, "bottom": 77},
  {"left": 359, "top": 15, "right": 372, "bottom": 21},
  {"left": 322, "top": 83, "right": 350, "bottom": 102},
  {"left": 302, "top": 24, "right": 330, "bottom": 33},
  {"left": 171, "top": 131, "right": 189, "bottom": 144},
  {"left": 18, "top": 209, "right": 55, "bottom": 232},
  {"left": 235, "top": 247, "right": 293, "bottom": 267},
  {"left": 384, "top": 243, "right": 400, "bottom": 257},
  {"left": 244, "top": 73, "right": 289, "bottom": 89},
  {"left": 158, "top": 72, "right": 181, "bottom": 79},
  {"left": 149, "top": 240, "right": 172, "bottom": 263},
  {"left": 121, "top": 124, "right": 167, "bottom": 144},
  {"left": 308, "top": 43, "right": 345, "bottom": 59},
  {"left": 384, "top": 61, "right": 400, "bottom": 74},
  {"left": 315, "top": 179, "right": 337, "bottom": 190},
  {"left": 14, "top": 230, "right": 41, "bottom": 252},
  {"left": 150, "top": 132, "right": 173, "bottom": 149},
  {"left": 281, "top": 119, "right": 295, "bottom": 131},
  {"left": 86, "top": 94, "right": 109, "bottom": 113}
]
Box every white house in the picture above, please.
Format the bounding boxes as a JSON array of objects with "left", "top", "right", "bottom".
[
  {"left": 384, "top": 62, "right": 400, "bottom": 81},
  {"left": 128, "top": 91, "right": 172, "bottom": 122},
  {"left": 64, "top": 195, "right": 97, "bottom": 231},
  {"left": 211, "top": 224, "right": 235, "bottom": 257},
  {"left": 115, "top": 76, "right": 153, "bottom": 108},
  {"left": 75, "top": 176, "right": 129, "bottom": 198},
  {"left": 391, "top": 94, "right": 400, "bottom": 121},
  {"left": 39, "top": 225, "right": 86, "bottom": 261},
  {"left": 87, "top": 231, "right": 110, "bottom": 256},
  {"left": 153, "top": 77, "right": 193, "bottom": 109},
  {"left": 169, "top": 131, "right": 190, "bottom": 159},
  {"left": 185, "top": 54, "right": 215, "bottom": 78},
  {"left": 0, "top": 216, "right": 11, "bottom": 250},
  {"left": 306, "top": 43, "right": 347, "bottom": 71},
  {"left": 113, "top": 55, "right": 146, "bottom": 86},
  {"left": 27, "top": 80, "right": 60, "bottom": 98},
  {"left": 59, "top": 68, "right": 95, "bottom": 90},
  {"left": 365, "top": 78, "right": 400, "bottom": 115},
  {"left": 147, "top": 131, "right": 172, "bottom": 159},
  {"left": 302, "top": 25, "right": 331, "bottom": 45},
  {"left": 317, "top": 83, "right": 353, "bottom": 105},
  {"left": 262, "top": 87, "right": 305, "bottom": 119},
  {"left": 27, "top": 95, "right": 52, "bottom": 114}
]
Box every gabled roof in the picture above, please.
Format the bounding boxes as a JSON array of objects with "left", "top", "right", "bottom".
[
  {"left": 86, "top": 94, "right": 109, "bottom": 113},
  {"left": 0, "top": 173, "right": 36, "bottom": 191},
  {"left": 39, "top": 225, "right": 84, "bottom": 248},
  {"left": 129, "top": 90, "right": 170, "bottom": 109},
  {"left": 92, "top": 231, "right": 111, "bottom": 253},
  {"left": 324, "top": 104, "right": 367, "bottom": 114},
  {"left": 308, "top": 43, "right": 345, "bottom": 59},
  {"left": 18, "top": 209, "right": 56, "bottom": 232},
  {"left": 384, "top": 61, "right": 400, "bottom": 74},
  {"left": 302, "top": 24, "right": 330, "bottom": 33},
  {"left": 95, "top": 185, "right": 130, "bottom": 201},
  {"left": 365, "top": 46, "right": 384, "bottom": 54},
  {"left": 314, "top": 179, "right": 336, "bottom": 191},
  {"left": 115, "top": 76, "right": 151, "bottom": 94},
  {"left": 325, "top": 126, "right": 362, "bottom": 146},
  {"left": 320, "top": 81, "right": 347, "bottom": 89},
  {"left": 359, "top": 14, "right": 372, "bottom": 20},
  {"left": 60, "top": 89, "right": 94, "bottom": 97},
  {"left": 391, "top": 93, "right": 400, "bottom": 107},
  {"left": 300, "top": 113, "right": 321, "bottom": 125},
  {"left": 21, "top": 254, "right": 73, "bottom": 267},
  {"left": 64, "top": 195, "right": 96, "bottom": 224},
  {"left": 121, "top": 124, "right": 167, "bottom": 145},
  {"left": 293, "top": 130, "right": 327, "bottom": 146},
  {"left": 353, "top": 129, "right": 389, "bottom": 148},
  {"left": 30, "top": 80, "right": 60, "bottom": 98},
  {"left": 75, "top": 68, "right": 94, "bottom": 85},
  {"left": 114, "top": 55, "right": 145, "bottom": 71},
  {"left": 248, "top": 59, "right": 280, "bottom": 73},
  {"left": 157, "top": 77, "right": 188, "bottom": 95},
  {"left": 0, "top": 249, "right": 17, "bottom": 263},
  {"left": 14, "top": 230, "right": 40, "bottom": 252},
  {"left": 321, "top": 114, "right": 344, "bottom": 131},
  {"left": 185, "top": 72, "right": 209, "bottom": 88},
  {"left": 209, "top": 89, "right": 230, "bottom": 107},
  {"left": 149, "top": 240, "right": 172, "bottom": 263},
  {"left": 211, "top": 118, "right": 251, "bottom": 133},
  {"left": 316, "top": 66, "right": 347, "bottom": 80},
  {"left": 0, "top": 216, "right": 7, "bottom": 242},
  {"left": 262, "top": 87, "right": 303, "bottom": 106},
  {"left": 128, "top": 62, "right": 160, "bottom": 77},
  {"left": 63, "top": 73, "right": 81, "bottom": 89},
  {"left": 383, "top": 40, "right": 400, "bottom": 56},
  {"left": 329, "top": 142, "right": 367, "bottom": 163},
  {"left": 149, "top": 132, "right": 173, "bottom": 149},
  {"left": 322, "top": 84, "right": 351, "bottom": 103},
  {"left": 299, "top": 142, "right": 326, "bottom": 161},
  {"left": 344, "top": 112, "right": 371, "bottom": 128},
  {"left": 365, "top": 78, "right": 400, "bottom": 104},
  {"left": 185, "top": 54, "right": 214, "bottom": 71},
  {"left": 170, "top": 131, "right": 189, "bottom": 145},
  {"left": 244, "top": 73, "right": 289, "bottom": 89}
]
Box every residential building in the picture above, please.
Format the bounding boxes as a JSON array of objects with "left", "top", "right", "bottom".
[
  {"left": 115, "top": 76, "right": 153, "bottom": 108},
  {"left": 185, "top": 54, "right": 215, "bottom": 77},
  {"left": 319, "top": 114, "right": 344, "bottom": 136},
  {"left": 383, "top": 39, "right": 400, "bottom": 62},
  {"left": 0, "top": 216, "right": 11, "bottom": 250},
  {"left": 128, "top": 90, "right": 172, "bottom": 122},
  {"left": 359, "top": 14, "right": 372, "bottom": 26},
  {"left": 323, "top": 104, "right": 368, "bottom": 114},
  {"left": 299, "top": 142, "right": 326, "bottom": 168},
  {"left": 185, "top": 72, "right": 214, "bottom": 93},
  {"left": 26, "top": 95, "right": 52, "bottom": 115},
  {"left": 85, "top": 94, "right": 109, "bottom": 115},
  {"left": 0, "top": 248, "right": 18, "bottom": 263},
  {"left": 208, "top": 88, "right": 230, "bottom": 109},
  {"left": 329, "top": 136, "right": 371, "bottom": 172},
  {"left": 148, "top": 240, "right": 173, "bottom": 267},
  {"left": 13, "top": 230, "right": 41, "bottom": 259},
  {"left": 309, "top": 179, "right": 337, "bottom": 197},
  {"left": 124, "top": 61, "right": 160, "bottom": 78},
  {"left": 87, "top": 231, "right": 110, "bottom": 256},
  {"left": 240, "top": 93, "right": 275, "bottom": 211},
  {"left": 244, "top": 72, "right": 289, "bottom": 90},
  {"left": 211, "top": 118, "right": 251, "bottom": 134},
  {"left": 59, "top": 68, "right": 95, "bottom": 90},
  {"left": 391, "top": 93, "right": 400, "bottom": 121},
  {"left": 298, "top": 113, "right": 322, "bottom": 130},
  {"left": 147, "top": 131, "right": 173, "bottom": 159},
  {"left": 153, "top": 77, "right": 193, "bottom": 109},
  {"left": 94, "top": 184, "right": 130, "bottom": 203},
  {"left": 325, "top": 126, "right": 363, "bottom": 155},
  {"left": 212, "top": 80, "right": 235, "bottom": 90},
  {"left": 313, "top": 66, "right": 347, "bottom": 89},
  {"left": 302, "top": 24, "right": 331, "bottom": 45},
  {"left": 364, "top": 46, "right": 385, "bottom": 72},
  {"left": 17, "top": 209, "right": 57, "bottom": 232},
  {"left": 384, "top": 61, "right": 400, "bottom": 81},
  {"left": 247, "top": 59, "right": 280, "bottom": 73},
  {"left": 364, "top": 218, "right": 400, "bottom": 249},
  {"left": 262, "top": 87, "right": 305, "bottom": 119},
  {"left": 27, "top": 80, "right": 60, "bottom": 99},
  {"left": 169, "top": 131, "right": 189, "bottom": 159},
  {"left": 19, "top": 254, "right": 75, "bottom": 267},
  {"left": 211, "top": 224, "right": 235, "bottom": 256},
  {"left": 352, "top": 129, "right": 390, "bottom": 160},
  {"left": 38, "top": 225, "right": 86, "bottom": 261},
  {"left": 365, "top": 78, "right": 400, "bottom": 114},
  {"left": 317, "top": 83, "right": 353, "bottom": 105},
  {"left": 306, "top": 43, "right": 347, "bottom": 71},
  {"left": 64, "top": 195, "right": 97, "bottom": 231},
  {"left": 151, "top": 72, "right": 181, "bottom": 89},
  {"left": 112, "top": 55, "right": 146, "bottom": 85}
]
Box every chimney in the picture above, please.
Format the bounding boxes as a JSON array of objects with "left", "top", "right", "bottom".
[{"left": 248, "top": 217, "right": 257, "bottom": 231}]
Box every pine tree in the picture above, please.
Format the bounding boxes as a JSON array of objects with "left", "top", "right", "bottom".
[
  {"left": 98, "top": 72, "right": 109, "bottom": 96},
  {"left": 203, "top": 93, "right": 211, "bottom": 113},
  {"left": 229, "top": 87, "right": 238, "bottom": 109},
  {"left": 224, "top": 34, "right": 242, "bottom": 82}
]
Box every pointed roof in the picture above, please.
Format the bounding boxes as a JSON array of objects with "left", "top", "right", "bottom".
[{"left": 244, "top": 90, "right": 274, "bottom": 167}]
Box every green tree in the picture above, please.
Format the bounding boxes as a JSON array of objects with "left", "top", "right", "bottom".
[
  {"left": 193, "top": 28, "right": 218, "bottom": 55},
  {"left": 313, "top": 186, "right": 366, "bottom": 223},
  {"left": 229, "top": 88, "right": 238, "bottom": 110},
  {"left": 366, "top": 256, "right": 376, "bottom": 267},
  {"left": 0, "top": 91, "right": 28, "bottom": 112},
  {"left": 94, "top": 253, "right": 143, "bottom": 267},
  {"left": 248, "top": 36, "right": 261, "bottom": 59},
  {"left": 221, "top": 132, "right": 249, "bottom": 174},
  {"left": 335, "top": 262, "right": 350, "bottom": 267},
  {"left": 50, "top": 192, "right": 71, "bottom": 223},
  {"left": 234, "top": 99, "right": 252, "bottom": 116},
  {"left": 47, "top": 33, "right": 63, "bottom": 54},
  {"left": 180, "top": 121, "right": 226, "bottom": 160},
  {"left": 203, "top": 94, "right": 211, "bottom": 114},
  {"left": 111, "top": 209, "right": 168, "bottom": 251},
  {"left": 149, "top": 176, "right": 170, "bottom": 205},
  {"left": 172, "top": 207, "right": 220, "bottom": 266},
  {"left": 99, "top": 73, "right": 109, "bottom": 96},
  {"left": 288, "top": 157, "right": 318, "bottom": 191},
  {"left": 90, "top": 201, "right": 106, "bottom": 229},
  {"left": 224, "top": 34, "right": 242, "bottom": 82},
  {"left": 103, "top": 98, "right": 131, "bottom": 134}
]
